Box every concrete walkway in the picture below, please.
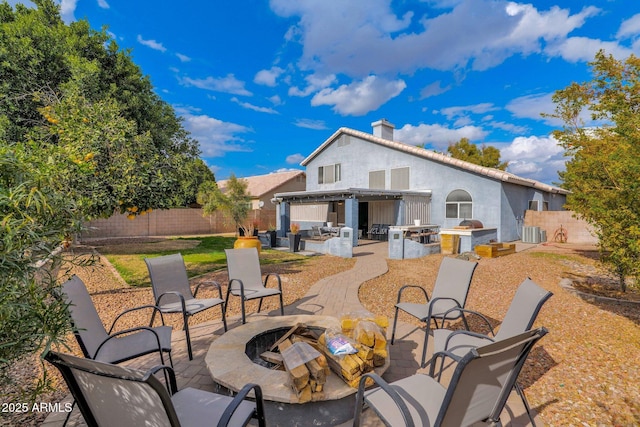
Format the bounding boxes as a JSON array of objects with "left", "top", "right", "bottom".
[{"left": 44, "top": 241, "right": 541, "bottom": 426}]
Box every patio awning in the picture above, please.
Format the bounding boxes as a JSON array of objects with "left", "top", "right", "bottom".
[{"left": 273, "top": 187, "right": 432, "bottom": 204}]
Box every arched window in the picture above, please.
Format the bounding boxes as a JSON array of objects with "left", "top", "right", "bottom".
[{"left": 446, "top": 189, "right": 472, "bottom": 219}]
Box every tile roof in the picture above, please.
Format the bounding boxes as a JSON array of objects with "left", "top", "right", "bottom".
[
  {"left": 217, "top": 170, "right": 305, "bottom": 197},
  {"left": 302, "top": 127, "right": 569, "bottom": 195}
]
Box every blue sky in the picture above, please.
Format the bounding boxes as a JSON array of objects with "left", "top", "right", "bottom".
[{"left": 11, "top": 1, "right": 640, "bottom": 184}]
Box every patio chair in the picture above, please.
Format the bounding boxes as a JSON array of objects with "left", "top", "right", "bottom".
[
  {"left": 45, "top": 351, "right": 266, "bottom": 427},
  {"left": 60, "top": 275, "right": 173, "bottom": 367},
  {"left": 390, "top": 257, "right": 478, "bottom": 367},
  {"left": 145, "top": 253, "right": 227, "bottom": 361},
  {"left": 353, "top": 327, "right": 548, "bottom": 427},
  {"left": 431, "top": 277, "right": 553, "bottom": 426},
  {"left": 224, "top": 248, "right": 284, "bottom": 324}
]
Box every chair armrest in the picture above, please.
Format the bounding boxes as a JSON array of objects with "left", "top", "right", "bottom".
[
  {"left": 94, "top": 326, "right": 166, "bottom": 364},
  {"left": 439, "top": 307, "right": 495, "bottom": 336},
  {"left": 353, "top": 373, "right": 415, "bottom": 427},
  {"left": 443, "top": 330, "right": 495, "bottom": 353},
  {"left": 108, "top": 305, "right": 166, "bottom": 334},
  {"left": 429, "top": 349, "right": 465, "bottom": 380},
  {"left": 228, "top": 278, "right": 246, "bottom": 300},
  {"left": 145, "top": 365, "right": 178, "bottom": 395},
  {"left": 396, "top": 284, "right": 430, "bottom": 305},
  {"left": 217, "top": 383, "right": 265, "bottom": 427},
  {"left": 426, "top": 296, "right": 463, "bottom": 326},
  {"left": 193, "top": 280, "right": 223, "bottom": 300},
  {"left": 155, "top": 291, "right": 187, "bottom": 311},
  {"left": 264, "top": 273, "right": 282, "bottom": 291}
]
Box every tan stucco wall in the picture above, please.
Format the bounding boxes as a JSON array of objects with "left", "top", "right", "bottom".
[{"left": 524, "top": 210, "right": 597, "bottom": 244}]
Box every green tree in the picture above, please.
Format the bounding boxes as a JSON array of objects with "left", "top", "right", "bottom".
[
  {"left": 550, "top": 50, "right": 640, "bottom": 291},
  {"left": 0, "top": 144, "right": 81, "bottom": 393},
  {"left": 198, "top": 174, "right": 251, "bottom": 235},
  {"left": 447, "top": 138, "right": 508, "bottom": 170},
  {"left": 0, "top": 0, "right": 203, "bottom": 218}
]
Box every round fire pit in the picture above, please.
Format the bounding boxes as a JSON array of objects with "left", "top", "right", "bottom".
[{"left": 206, "top": 314, "right": 389, "bottom": 426}]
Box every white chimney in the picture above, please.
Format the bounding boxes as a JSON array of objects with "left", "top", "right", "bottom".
[{"left": 371, "top": 119, "right": 395, "bottom": 140}]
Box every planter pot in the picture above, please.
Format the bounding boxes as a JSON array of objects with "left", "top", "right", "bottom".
[
  {"left": 267, "top": 230, "right": 277, "bottom": 248},
  {"left": 288, "top": 232, "right": 301, "bottom": 252},
  {"left": 234, "top": 236, "right": 262, "bottom": 253}
]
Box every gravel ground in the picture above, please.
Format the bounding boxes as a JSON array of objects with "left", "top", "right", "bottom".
[
  {"left": 359, "top": 247, "right": 640, "bottom": 427},
  {"left": 4, "top": 240, "right": 639, "bottom": 426}
]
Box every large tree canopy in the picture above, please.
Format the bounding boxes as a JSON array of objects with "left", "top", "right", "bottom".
[
  {"left": 551, "top": 50, "right": 640, "bottom": 291},
  {"left": 0, "top": 0, "right": 214, "bottom": 391},
  {"left": 447, "top": 138, "right": 508, "bottom": 170},
  {"left": 0, "top": 0, "right": 212, "bottom": 218}
]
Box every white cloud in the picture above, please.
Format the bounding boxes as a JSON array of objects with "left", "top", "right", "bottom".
[
  {"left": 180, "top": 74, "right": 252, "bottom": 96},
  {"left": 395, "top": 123, "right": 488, "bottom": 150},
  {"left": 270, "top": 0, "right": 609, "bottom": 77},
  {"left": 545, "top": 37, "right": 633, "bottom": 62},
  {"left": 487, "top": 121, "right": 529, "bottom": 134},
  {"left": 437, "top": 103, "right": 498, "bottom": 120},
  {"left": 420, "top": 81, "right": 451, "bottom": 99},
  {"left": 268, "top": 95, "right": 283, "bottom": 105},
  {"left": 176, "top": 53, "right": 191, "bottom": 62},
  {"left": 501, "top": 135, "right": 565, "bottom": 183},
  {"left": 254, "top": 67, "right": 285, "bottom": 87},
  {"left": 311, "top": 75, "right": 406, "bottom": 116},
  {"left": 137, "top": 35, "right": 166, "bottom": 52},
  {"left": 59, "top": 0, "right": 77, "bottom": 23},
  {"left": 97, "top": 0, "right": 110, "bottom": 9},
  {"left": 616, "top": 13, "right": 640, "bottom": 39},
  {"left": 230, "top": 97, "right": 279, "bottom": 114},
  {"left": 289, "top": 73, "right": 337, "bottom": 97},
  {"left": 293, "top": 118, "right": 328, "bottom": 130},
  {"left": 176, "top": 109, "right": 253, "bottom": 157},
  {"left": 286, "top": 153, "right": 305, "bottom": 164},
  {"left": 506, "top": 93, "right": 558, "bottom": 125}
]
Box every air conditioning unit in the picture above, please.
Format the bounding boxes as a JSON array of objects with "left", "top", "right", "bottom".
[{"left": 522, "top": 226, "right": 541, "bottom": 243}]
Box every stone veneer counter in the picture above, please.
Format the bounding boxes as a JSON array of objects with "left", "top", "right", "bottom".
[{"left": 206, "top": 314, "right": 389, "bottom": 404}]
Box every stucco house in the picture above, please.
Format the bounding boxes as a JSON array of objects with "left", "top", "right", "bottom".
[
  {"left": 274, "top": 119, "right": 568, "bottom": 246},
  {"left": 218, "top": 170, "right": 306, "bottom": 210}
]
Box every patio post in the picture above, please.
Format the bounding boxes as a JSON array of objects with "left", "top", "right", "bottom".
[{"left": 344, "top": 197, "right": 359, "bottom": 246}]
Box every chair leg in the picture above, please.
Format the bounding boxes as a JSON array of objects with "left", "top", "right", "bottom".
[
  {"left": 421, "top": 318, "right": 432, "bottom": 368},
  {"left": 220, "top": 304, "right": 227, "bottom": 332},
  {"left": 257, "top": 297, "right": 264, "bottom": 313},
  {"left": 62, "top": 400, "right": 76, "bottom": 427},
  {"left": 515, "top": 382, "right": 537, "bottom": 427},
  {"left": 390, "top": 306, "right": 400, "bottom": 344},
  {"left": 182, "top": 311, "right": 193, "bottom": 361},
  {"left": 279, "top": 293, "right": 284, "bottom": 316},
  {"left": 241, "top": 299, "right": 246, "bottom": 324}
]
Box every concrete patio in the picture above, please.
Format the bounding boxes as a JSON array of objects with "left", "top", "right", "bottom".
[{"left": 43, "top": 240, "right": 543, "bottom": 426}]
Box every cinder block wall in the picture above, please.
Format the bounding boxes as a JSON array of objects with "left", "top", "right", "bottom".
[
  {"left": 524, "top": 210, "right": 597, "bottom": 244},
  {"left": 82, "top": 208, "right": 277, "bottom": 239}
]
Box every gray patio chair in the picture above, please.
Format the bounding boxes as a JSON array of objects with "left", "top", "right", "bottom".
[
  {"left": 353, "top": 327, "right": 548, "bottom": 427},
  {"left": 145, "top": 253, "right": 227, "bottom": 360},
  {"left": 60, "top": 275, "right": 172, "bottom": 367},
  {"left": 224, "top": 248, "right": 284, "bottom": 324},
  {"left": 45, "top": 351, "right": 266, "bottom": 427},
  {"left": 390, "top": 257, "right": 478, "bottom": 367},
  {"left": 431, "top": 277, "right": 553, "bottom": 426}
]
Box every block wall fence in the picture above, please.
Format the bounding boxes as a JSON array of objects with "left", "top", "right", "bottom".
[
  {"left": 81, "top": 208, "right": 277, "bottom": 239},
  {"left": 82, "top": 207, "right": 598, "bottom": 245},
  {"left": 524, "top": 210, "right": 597, "bottom": 244}
]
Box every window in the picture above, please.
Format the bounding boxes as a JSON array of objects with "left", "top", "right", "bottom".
[
  {"left": 390, "top": 167, "right": 410, "bottom": 190},
  {"left": 318, "top": 163, "right": 341, "bottom": 184},
  {"left": 446, "top": 189, "right": 472, "bottom": 219},
  {"left": 369, "top": 170, "right": 385, "bottom": 189},
  {"left": 528, "top": 200, "right": 549, "bottom": 211}
]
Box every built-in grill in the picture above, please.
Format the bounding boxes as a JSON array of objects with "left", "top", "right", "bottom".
[{"left": 458, "top": 219, "right": 484, "bottom": 229}]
